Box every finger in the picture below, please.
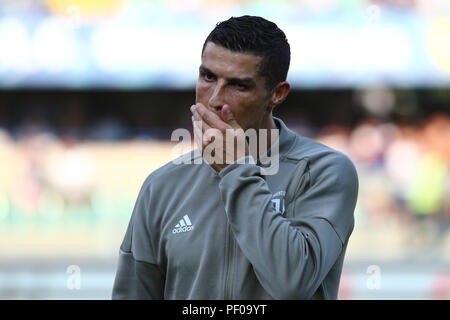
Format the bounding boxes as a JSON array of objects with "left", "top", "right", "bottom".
[
  {"left": 221, "top": 105, "right": 241, "bottom": 129},
  {"left": 192, "top": 115, "right": 203, "bottom": 150},
  {"left": 192, "top": 111, "right": 214, "bottom": 148},
  {"left": 192, "top": 108, "right": 212, "bottom": 133},
  {"left": 194, "top": 103, "right": 231, "bottom": 132}
]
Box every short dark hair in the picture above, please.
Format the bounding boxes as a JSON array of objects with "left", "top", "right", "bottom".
[{"left": 202, "top": 15, "right": 290, "bottom": 92}]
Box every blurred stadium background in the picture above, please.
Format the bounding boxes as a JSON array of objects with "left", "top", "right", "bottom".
[{"left": 0, "top": 0, "right": 450, "bottom": 299}]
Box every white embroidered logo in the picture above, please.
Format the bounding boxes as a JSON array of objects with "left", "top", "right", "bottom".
[
  {"left": 271, "top": 191, "right": 286, "bottom": 215},
  {"left": 172, "top": 214, "right": 194, "bottom": 234}
]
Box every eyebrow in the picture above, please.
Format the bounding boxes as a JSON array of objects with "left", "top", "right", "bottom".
[{"left": 199, "top": 65, "right": 256, "bottom": 87}]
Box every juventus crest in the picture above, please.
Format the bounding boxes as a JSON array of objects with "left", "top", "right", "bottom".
[{"left": 270, "top": 190, "right": 286, "bottom": 215}]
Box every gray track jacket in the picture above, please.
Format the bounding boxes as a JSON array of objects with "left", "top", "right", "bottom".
[{"left": 112, "top": 117, "right": 358, "bottom": 299}]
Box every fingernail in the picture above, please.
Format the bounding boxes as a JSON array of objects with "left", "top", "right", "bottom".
[{"left": 191, "top": 105, "right": 197, "bottom": 112}]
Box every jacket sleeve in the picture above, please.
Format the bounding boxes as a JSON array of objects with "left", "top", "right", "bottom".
[
  {"left": 111, "top": 176, "right": 165, "bottom": 300},
  {"left": 217, "top": 153, "right": 358, "bottom": 300}
]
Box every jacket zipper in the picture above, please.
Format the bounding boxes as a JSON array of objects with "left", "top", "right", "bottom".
[{"left": 223, "top": 222, "right": 234, "bottom": 299}]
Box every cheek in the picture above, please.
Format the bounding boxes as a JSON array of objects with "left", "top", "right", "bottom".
[
  {"left": 234, "top": 95, "right": 270, "bottom": 126},
  {"left": 195, "top": 80, "right": 211, "bottom": 102},
  {"left": 232, "top": 93, "right": 265, "bottom": 113},
  {"left": 229, "top": 96, "right": 259, "bottom": 121}
]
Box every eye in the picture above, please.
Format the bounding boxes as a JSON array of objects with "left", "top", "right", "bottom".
[
  {"left": 233, "top": 83, "right": 248, "bottom": 90},
  {"left": 203, "top": 72, "right": 215, "bottom": 82}
]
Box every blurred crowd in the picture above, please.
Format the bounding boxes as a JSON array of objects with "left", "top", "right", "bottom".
[
  {"left": 307, "top": 113, "right": 450, "bottom": 249},
  {"left": 1, "top": 110, "right": 450, "bottom": 249},
  {"left": 0, "top": 92, "right": 450, "bottom": 258}
]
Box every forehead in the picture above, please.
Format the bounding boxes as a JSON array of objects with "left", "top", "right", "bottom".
[{"left": 201, "top": 42, "right": 263, "bottom": 79}]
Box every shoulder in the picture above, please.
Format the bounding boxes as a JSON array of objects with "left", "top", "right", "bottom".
[
  {"left": 285, "top": 135, "right": 358, "bottom": 242},
  {"left": 286, "top": 134, "right": 358, "bottom": 188}
]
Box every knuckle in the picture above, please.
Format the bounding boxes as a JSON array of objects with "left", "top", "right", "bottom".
[{"left": 217, "top": 125, "right": 226, "bottom": 133}]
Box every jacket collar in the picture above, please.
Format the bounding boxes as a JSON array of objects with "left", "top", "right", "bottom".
[
  {"left": 255, "top": 116, "right": 298, "bottom": 165},
  {"left": 272, "top": 117, "right": 298, "bottom": 158}
]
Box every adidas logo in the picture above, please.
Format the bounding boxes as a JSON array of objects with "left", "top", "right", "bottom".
[{"left": 172, "top": 214, "right": 194, "bottom": 234}]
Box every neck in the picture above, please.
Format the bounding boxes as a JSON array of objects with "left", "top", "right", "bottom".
[{"left": 252, "top": 115, "right": 279, "bottom": 160}]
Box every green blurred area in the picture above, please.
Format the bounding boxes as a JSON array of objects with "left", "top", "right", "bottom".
[{"left": 0, "top": 140, "right": 176, "bottom": 259}]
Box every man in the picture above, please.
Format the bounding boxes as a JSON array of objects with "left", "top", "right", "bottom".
[{"left": 112, "top": 15, "right": 358, "bottom": 300}]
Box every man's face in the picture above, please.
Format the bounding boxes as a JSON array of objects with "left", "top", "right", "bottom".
[{"left": 196, "top": 42, "right": 272, "bottom": 131}]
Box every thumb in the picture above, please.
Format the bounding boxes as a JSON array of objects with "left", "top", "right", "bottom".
[{"left": 222, "top": 105, "right": 240, "bottom": 129}]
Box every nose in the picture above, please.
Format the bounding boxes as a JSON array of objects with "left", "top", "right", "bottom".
[{"left": 208, "top": 81, "right": 225, "bottom": 113}]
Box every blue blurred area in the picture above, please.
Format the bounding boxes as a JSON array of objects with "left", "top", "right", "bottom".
[{"left": 0, "top": 0, "right": 449, "bottom": 88}]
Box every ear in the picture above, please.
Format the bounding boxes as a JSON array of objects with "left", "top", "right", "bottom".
[{"left": 268, "top": 81, "right": 290, "bottom": 111}]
